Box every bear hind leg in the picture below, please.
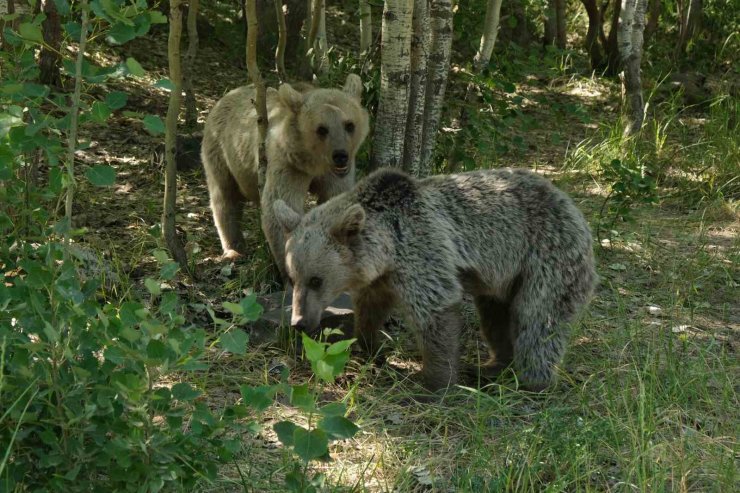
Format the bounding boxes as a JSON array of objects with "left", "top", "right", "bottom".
[
  {"left": 474, "top": 296, "right": 514, "bottom": 377},
  {"left": 208, "top": 171, "right": 246, "bottom": 259},
  {"left": 419, "top": 308, "right": 463, "bottom": 392}
]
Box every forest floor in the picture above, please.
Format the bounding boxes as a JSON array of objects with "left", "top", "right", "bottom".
[{"left": 70, "top": 23, "right": 738, "bottom": 492}]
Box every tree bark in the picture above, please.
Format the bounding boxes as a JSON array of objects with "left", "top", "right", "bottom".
[
  {"left": 307, "top": 0, "right": 326, "bottom": 72},
  {"left": 643, "top": 0, "right": 660, "bottom": 43},
  {"left": 474, "top": 0, "right": 503, "bottom": 70},
  {"left": 581, "top": 0, "right": 605, "bottom": 70},
  {"left": 555, "top": 0, "right": 567, "bottom": 49},
  {"left": 39, "top": 0, "right": 62, "bottom": 87},
  {"left": 274, "top": 0, "right": 287, "bottom": 80},
  {"left": 183, "top": 0, "right": 199, "bottom": 129},
  {"left": 605, "top": 0, "right": 622, "bottom": 75},
  {"left": 403, "top": 0, "right": 430, "bottom": 176},
  {"left": 370, "top": 0, "right": 415, "bottom": 170},
  {"left": 359, "top": 0, "right": 373, "bottom": 53},
  {"left": 163, "top": 0, "right": 189, "bottom": 270},
  {"left": 419, "top": 0, "right": 453, "bottom": 173},
  {"left": 618, "top": 0, "right": 647, "bottom": 137},
  {"left": 544, "top": 0, "right": 556, "bottom": 46},
  {"left": 677, "top": 0, "right": 702, "bottom": 57},
  {"left": 246, "top": 0, "right": 269, "bottom": 191}
]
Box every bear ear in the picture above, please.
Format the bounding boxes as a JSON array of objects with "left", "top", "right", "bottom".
[
  {"left": 278, "top": 83, "right": 303, "bottom": 113},
  {"left": 342, "top": 74, "right": 363, "bottom": 102},
  {"left": 273, "top": 200, "right": 302, "bottom": 234},
  {"left": 330, "top": 204, "right": 365, "bottom": 243}
]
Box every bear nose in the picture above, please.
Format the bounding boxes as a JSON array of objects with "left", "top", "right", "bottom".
[
  {"left": 332, "top": 150, "right": 349, "bottom": 167},
  {"left": 291, "top": 317, "right": 306, "bottom": 332}
]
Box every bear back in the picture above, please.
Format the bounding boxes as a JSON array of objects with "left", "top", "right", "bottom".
[{"left": 356, "top": 168, "right": 419, "bottom": 213}]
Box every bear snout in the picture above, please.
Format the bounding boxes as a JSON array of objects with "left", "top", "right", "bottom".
[{"left": 332, "top": 150, "right": 349, "bottom": 175}]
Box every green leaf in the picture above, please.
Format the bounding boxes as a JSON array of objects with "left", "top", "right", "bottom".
[
  {"left": 149, "top": 11, "right": 168, "bottom": 24},
  {"left": 222, "top": 301, "right": 243, "bottom": 315},
  {"left": 63, "top": 21, "right": 81, "bottom": 40},
  {"left": 143, "top": 115, "right": 165, "bottom": 135},
  {"left": 125, "top": 57, "right": 146, "bottom": 77},
  {"left": 239, "top": 293, "right": 263, "bottom": 321},
  {"left": 315, "top": 359, "right": 335, "bottom": 382},
  {"left": 90, "top": 101, "right": 112, "bottom": 123},
  {"left": 293, "top": 428, "right": 329, "bottom": 462},
  {"left": 53, "top": 0, "right": 71, "bottom": 16},
  {"left": 220, "top": 329, "right": 249, "bottom": 355},
  {"left": 85, "top": 165, "right": 116, "bottom": 186},
  {"left": 153, "top": 249, "right": 170, "bottom": 264},
  {"left": 105, "top": 91, "right": 128, "bottom": 110},
  {"left": 273, "top": 421, "right": 298, "bottom": 447},
  {"left": 171, "top": 382, "right": 201, "bottom": 401},
  {"left": 326, "top": 338, "right": 355, "bottom": 356},
  {"left": 18, "top": 23, "right": 44, "bottom": 43},
  {"left": 289, "top": 384, "right": 316, "bottom": 412},
  {"left": 144, "top": 278, "right": 161, "bottom": 296},
  {"left": 319, "top": 402, "right": 346, "bottom": 417},
  {"left": 146, "top": 339, "right": 167, "bottom": 360},
  {"left": 159, "top": 262, "right": 179, "bottom": 280},
  {"left": 240, "top": 385, "right": 274, "bottom": 412},
  {"left": 319, "top": 415, "right": 359, "bottom": 440},
  {"left": 301, "top": 333, "right": 325, "bottom": 363},
  {"left": 107, "top": 22, "right": 137, "bottom": 45},
  {"left": 323, "top": 352, "right": 350, "bottom": 379},
  {"left": 154, "top": 78, "right": 174, "bottom": 91}
]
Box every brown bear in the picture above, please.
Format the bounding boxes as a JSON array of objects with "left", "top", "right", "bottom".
[
  {"left": 273, "top": 167, "right": 597, "bottom": 393},
  {"left": 200, "top": 75, "right": 369, "bottom": 281}
]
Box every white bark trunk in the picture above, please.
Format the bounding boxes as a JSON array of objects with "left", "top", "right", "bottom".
[
  {"left": 403, "top": 0, "right": 430, "bottom": 175},
  {"left": 183, "top": 0, "right": 199, "bottom": 128},
  {"left": 473, "top": 0, "right": 503, "bottom": 70},
  {"left": 371, "top": 0, "right": 415, "bottom": 169},
  {"left": 359, "top": 0, "right": 373, "bottom": 53},
  {"left": 419, "top": 0, "right": 453, "bottom": 172},
  {"left": 618, "top": 0, "right": 647, "bottom": 136}
]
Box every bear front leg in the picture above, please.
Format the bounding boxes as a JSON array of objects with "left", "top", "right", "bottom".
[
  {"left": 310, "top": 167, "right": 356, "bottom": 204},
  {"left": 208, "top": 177, "right": 246, "bottom": 259},
  {"left": 418, "top": 308, "right": 463, "bottom": 392},
  {"left": 352, "top": 279, "right": 396, "bottom": 359}
]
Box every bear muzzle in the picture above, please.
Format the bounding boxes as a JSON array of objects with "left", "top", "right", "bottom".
[{"left": 332, "top": 150, "right": 350, "bottom": 176}]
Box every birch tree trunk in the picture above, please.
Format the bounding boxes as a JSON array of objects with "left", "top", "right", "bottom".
[
  {"left": 403, "top": 0, "right": 430, "bottom": 176},
  {"left": 555, "top": 0, "right": 567, "bottom": 49},
  {"left": 274, "top": 0, "right": 287, "bottom": 80},
  {"left": 359, "top": 0, "right": 373, "bottom": 53},
  {"left": 183, "top": 0, "right": 199, "bottom": 129},
  {"left": 246, "top": 0, "right": 269, "bottom": 190},
  {"left": 164, "top": 0, "right": 189, "bottom": 269},
  {"left": 581, "top": 0, "right": 605, "bottom": 70},
  {"left": 544, "top": 0, "right": 556, "bottom": 46},
  {"left": 39, "top": 0, "right": 62, "bottom": 87},
  {"left": 370, "top": 0, "right": 414, "bottom": 169},
  {"left": 307, "top": 0, "right": 327, "bottom": 72},
  {"left": 473, "top": 0, "right": 503, "bottom": 71},
  {"left": 418, "top": 0, "right": 453, "bottom": 172},
  {"left": 618, "top": 0, "right": 647, "bottom": 137}
]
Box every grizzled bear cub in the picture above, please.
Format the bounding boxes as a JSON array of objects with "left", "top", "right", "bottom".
[{"left": 273, "top": 168, "right": 597, "bottom": 392}]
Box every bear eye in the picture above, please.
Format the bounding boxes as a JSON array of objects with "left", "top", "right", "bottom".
[
  {"left": 316, "top": 126, "right": 329, "bottom": 137},
  {"left": 344, "top": 122, "right": 355, "bottom": 134},
  {"left": 308, "top": 276, "right": 323, "bottom": 290}
]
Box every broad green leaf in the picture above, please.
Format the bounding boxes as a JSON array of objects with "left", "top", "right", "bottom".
[
  {"left": 18, "top": 23, "right": 43, "bottom": 43},
  {"left": 323, "top": 352, "right": 350, "bottom": 379},
  {"left": 153, "top": 249, "right": 169, "bottom": 264},
  {"left": 63, "top": 21, "right": 81, "bottom": 40},
  {"left": 273, "top": 420, "right": 298, "bottom": 447},
  {"left": 149, "top": 11, "right": 168, "bottom": 24},
  {"left": 293, "top": 428, "right": 328, "bottom": 462},
  {"left": 240, "top": 385, "right": 274, "bottom": 412},
  {"left": 315, "top": 359, "right": 335, "bottom": 382},
  {"left": 326, "top": 338, "right": 356, "bottom": 356},
  {"left": 85, "top": 165, "right": 116, "bottom": 186},
  {"left": 219, "top": 329, "right": 248, "bottom": 355},
  {"left": 301, "top": 333, "right": 324, "bottom": 363},
  {"left": 107, "top": 22, "right": 136, "bottom": 45},
  {"left": 222, "top": 301, "right": 243, "bottom": 315},
  {"left": 125, "top": 57, "right": 146, "bottom": 77},
  {"left": 90, "top": 101, "right": 112, "bottom": 123},
  {"left": 144, "top": 278, "right": 161, "bottom": 296},
  {"left": 289, "top": 384, "right": 316, "bottom": 412},
  {"left": 22, "top": 83, "right": 49, "bottom": 98},
  {"left": 171, "top": 382, "right": 201, "bottom": 401},
  {"left": 53, "top": 0, "right": 71, "bottom": 16},
  {"left": 154, "top": 78, "right": 174, "bottom": 91},
  {"left": 159, "top": 262, "right": 179, "bottom": 280},
  {"left": 143, "top": 115, "right": 165, "bottom": 135},
  {"left": 105, "top": 91, "right": 128, "bottom": 110},
  {"left": 319, "top": 402, "right": 346, "bottom": 417},
  {"left": 239, "top": 293, "right": 263, "bottom": 321},
  {"left": 146, "top": 339, "right": 167, "bottom": 360},
  {"left": 319, "top": 415, "right": 359, "bottom": 440}
]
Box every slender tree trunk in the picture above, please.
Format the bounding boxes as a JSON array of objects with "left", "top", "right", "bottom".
[
  {"left": 618, "top": 0, "right": 647, "bottom": 137},
  {"left": 582, "top": 0, "right": 605, "bottom": 70},
  {"left": 605, "top": 0, "right": 622, "bottom": 75},
  {"left": 40, "top": 0, "right": 62, "bottom": 87},
  {"left": 307, "top": 0, "right": 326, "bottom": 72},
  {"left": 544, "top": 0, "right": 556, "bottom": 45},
  {"left": 370, "top": 0, "right": 414, "bottom": 170},
  {"left": 474, "top": 0, "right": 503, "bottom": 70},
  {"left": 419, "top": 0, "right": 453, "bottom": 173},
  {"left": 163, "top": 0, "right": 189, "bottom": 269},
  {"left": 555, "top": 0, "right": 567, "bottom": 49},
  {"left": 65, "top": 0, "right": 89, "bottom": 242},
  {"left": 403, "top": 0, "right": 430, "bottom": 176},
  {"left": 677, "top": 0, "right": 702, "bottom": 57},
  {"left": 246, "top": 0, "right": 269, "bottom": 191},
  {"left": 183, "top": 0, "right": 199, "bottom": 129},
  {"left": 274, "top": 0, "right": 287, "bottom": 80},
  {"left": 510, "top": 0, "right": 531, "bottom": 46},
  {"left": 359, "top": 0, "right": 373, "bottom": 53},
  {"left": 643, "top": 0, "right": 660, "bottom": 43}
]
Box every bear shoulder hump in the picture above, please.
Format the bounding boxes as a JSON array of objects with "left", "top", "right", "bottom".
[{"left": 358, "top": 168, "right": 418, "bottom": 212}]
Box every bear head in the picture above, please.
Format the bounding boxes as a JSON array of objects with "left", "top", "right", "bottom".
[
  {"left": 273, "top": 198, "right": 373, "bottom": 335},
  {"left": 277, "top": 74, "right": 369, "bottom": 178}
]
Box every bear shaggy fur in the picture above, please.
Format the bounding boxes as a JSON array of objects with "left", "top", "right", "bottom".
[
  {"left": 274, "top": 167, "right": 597, "bottom": 392},
  {"left": 201, "top": 74, "right": 369, "bottom": 279}
]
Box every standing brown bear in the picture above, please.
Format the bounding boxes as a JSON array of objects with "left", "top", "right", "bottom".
[{"left": 201, "top": 75, "right": 369, "bottom": 280}]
